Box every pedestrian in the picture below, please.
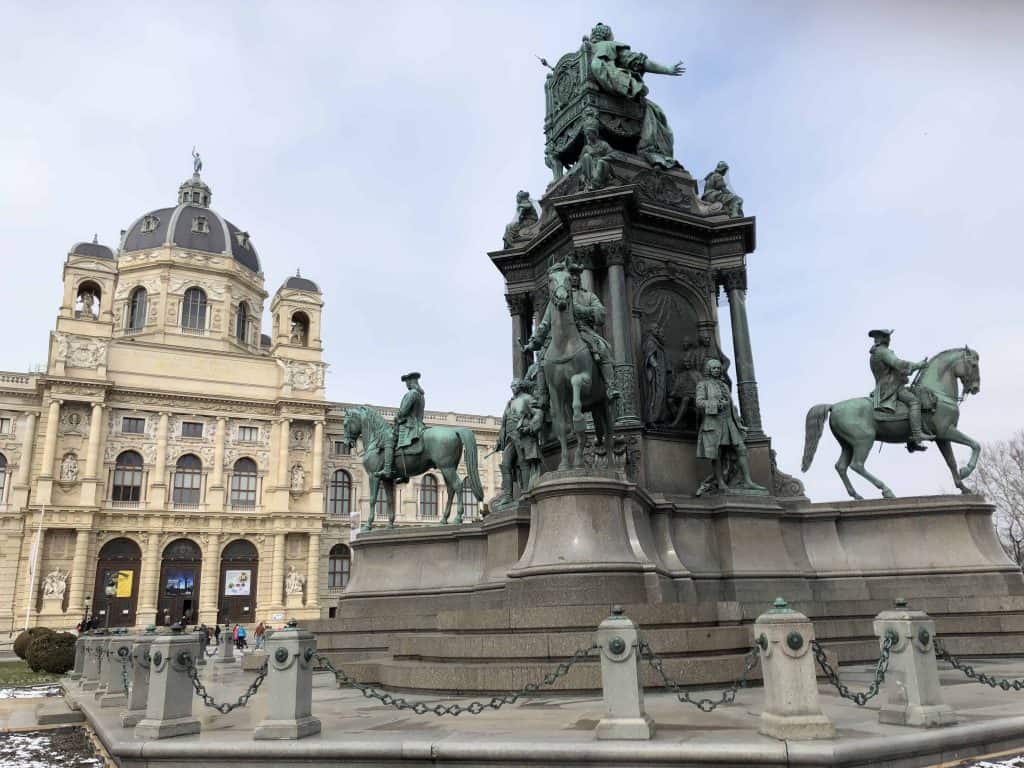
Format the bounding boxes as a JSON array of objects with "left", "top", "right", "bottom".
[
  {"left": 254, "top": 621, "right": 265, "bottom": 650},
  {"left": 233, "top": 623, "right": 240, "bottom": 649},
  {"left": 214, "top": 624, "right": 221, "bottom": 645},
  {"left": 237, "top": 624, "right": 247, "bottom": 650}
]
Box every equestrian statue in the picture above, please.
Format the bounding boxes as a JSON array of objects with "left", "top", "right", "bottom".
[
  {"left": 802, "top": 329, "right": 981, "bottom": 499},
  {"left": 522, "top": 258, "right": 616, "bottom": 470},
  {"left": 340, "top": 372, "right": 484, "bottom": 530}
]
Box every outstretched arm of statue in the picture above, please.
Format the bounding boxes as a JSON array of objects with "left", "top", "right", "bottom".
[{"left": 643, "top": 58, "right": 685, "bottom": 76}]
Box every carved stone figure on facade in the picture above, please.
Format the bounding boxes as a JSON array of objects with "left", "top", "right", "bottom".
[
  {"left": 701, "top": 161, "right": 744, "bottom": 218},
  {"left": 642, "top": 324, "right": 668, "bottom": 424},
  {"left": 586, "top": 22, "right": 684, "bottom": 168},
  {"left": 577, "top": 114, "right": 613, "bottom": 191},
  {"left": 290, "top": 464, "right": 305, "bottom": 492},
  {"left": 868, "top": 329, "right": 932, "bottom": 451},
  {"left": 42, "top": 568, "right": 69, "bottom": 598},
  {"left": 60, "top": 453, "right": 79, "bottom": 482},
  {"left": 695, "top": 358, "right": 764, "bottom": 494},
  {"left": 284, "top": 565, "right": 305, "bottom": 595},
  {"left": 497, "top": 378, "right": 544, "bottom": 503},
  {"left": 524, "top": 258, "right": 619, "bottom": 406},
  {"left": 289, "top": 320, "right": 306, "bottom": 346},
  {"left": 377, "top": 372, "right": 426, "bottom": 481},
  {"left": 502, "top": 190, "right": 540, "bottom": 248}
]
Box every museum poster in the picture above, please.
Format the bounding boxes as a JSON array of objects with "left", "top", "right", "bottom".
[
  {"left": 116, "top": 570, "right": 133, "bottom": 598},
  {"left": 224, "top": 569, "right": 252, "bottom": 596}
]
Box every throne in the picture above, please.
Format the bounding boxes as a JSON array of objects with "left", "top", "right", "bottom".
[{"left": 544, "top": 38, "right": 646, "bottom": 176}]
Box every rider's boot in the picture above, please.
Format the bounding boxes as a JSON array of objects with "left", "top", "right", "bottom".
[
  {"left": 906, "top": 400, "right": 934, "bottom": 452},
  {"left": 499, "top": 466, "right": 514, "bottom": 503},
  {"left": 600, "top": 360, "right": 621, "bottom": 399},
  {"left": 375, "top": 443, "right": 394, "bottom": 478},
  {"left": 534, "top": 366, "right": 549, "bottom": 408}
]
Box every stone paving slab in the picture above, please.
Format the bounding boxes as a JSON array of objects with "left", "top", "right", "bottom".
[{"left": 66, "top": 657, "right": 1024, "bottom": 767}]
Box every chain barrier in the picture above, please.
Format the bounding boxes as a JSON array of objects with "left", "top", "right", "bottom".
[
  {"left": 311, "top": 644, "right": 598, "bottom": 716},
  {"left": 810, "top": 630, "right": 896, "bottom": 706},
  {"left": 182, "top": 651, "right": 268, "bottom": 714},
  {"left": 934, "top": 639, "right": 1024, "bottom": 692},
  {"left": 637, "top": 639, "right": 760, "bottom": 711}
]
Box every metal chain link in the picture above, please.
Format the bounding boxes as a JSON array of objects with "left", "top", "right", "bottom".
[
  {"left": 119, "top": 655, "right": 131, "bottom": 696},
  {"left": 637, "top": 639, "right": 760, "bottom": 711},
  {"left": 934, "top": 639, "right": 1024, "bottom": 692},
  {"left": 810, "top": 630, "right": 895, "bottom": 706},
  {"left": 182, "top": 651, "right": 268, "bottom": 714},
  {"left": 312, "top": 644, "right": 598, "bottom": 716}
]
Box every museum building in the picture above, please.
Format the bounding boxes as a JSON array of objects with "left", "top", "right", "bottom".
[{"left": 0, "top": 167, "right": 500, "bottom": 636}]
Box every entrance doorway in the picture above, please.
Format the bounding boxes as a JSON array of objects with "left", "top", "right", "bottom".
[
  {"left": 92, "top": 537, "right": 141, "bottom": 628},
  {"left": 156, "top": 538, "right": 202, "bottom": 626},
  {"left": 218, "top": 539, "right": 259, "bottom": 623}
]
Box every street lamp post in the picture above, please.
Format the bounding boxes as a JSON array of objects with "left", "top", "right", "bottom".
[
  {"left": 82, "top": 594, "right": 92, "bottom": 632},
  {"left": 104, "top": 576, "right": 117, "bottom": 629}
]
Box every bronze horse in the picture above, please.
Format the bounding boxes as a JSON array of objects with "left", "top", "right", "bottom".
[{"left": 802, "top": 347, "right": 981, "bottom": 499}]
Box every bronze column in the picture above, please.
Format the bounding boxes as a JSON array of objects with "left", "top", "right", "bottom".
[
  {"left": 505, "top": 294, "right": 532, "bottom": 379},
  {"left": 721, "top": 268, "right": 764, "bottom": 436},
  {"left": 603, "top": 243, "right": 640, "bottom": 426}
]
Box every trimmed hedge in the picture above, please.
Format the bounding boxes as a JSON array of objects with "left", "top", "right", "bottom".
[
  {"left": 25, "top": 631, "right": 77, "bottom": 674},
  {"left": 13, "top": 627, "right": 54, "bottom": 660}
]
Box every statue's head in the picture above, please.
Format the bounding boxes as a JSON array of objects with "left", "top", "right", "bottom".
[
  {"left": 582, "top": 114, "right": 601, "bottom": 142},
  {"left": 511, "top": 378, "right": 527, "bottom": 394},
  {"left": 868, "top": 329, "right": 893, "bottom": 346},
  {"left": 516, "top": 190, "right": 530, "bottom": 203},
  {"left": 716, "top": 161, "right": 730, "bottom": 174},
  {"left": 648, "top": 324, "right": 664, "bottom": 342},
  {"left": 704, "top": 358, "right": 723, "bottom": 378},
  {"left": 590, "top": 22, "right": 613, "bottom": 42},
  {"left": 698, "top": 328, "right": 713, "bottom": 346}
]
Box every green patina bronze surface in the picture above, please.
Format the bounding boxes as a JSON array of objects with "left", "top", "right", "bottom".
[
  {"left": 701, "top": 161, "right": 744, "bottom": 218},
  {"left": 497, "top": 378, "right": 544, "bottom": 503},
  {"left": 802, "top": 336, "right": 982, "bottom": 500},
  {"left": 695, "top": 358, "right": 764, "bottom": 494}
]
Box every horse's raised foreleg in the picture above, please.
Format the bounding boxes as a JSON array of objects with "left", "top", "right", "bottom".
[
  {"left": 849, "top": 440, "right": 895, "bottom": 499},
  {"left": 942, "top": 425, "right": 981, "bottom": 480},
  {"left": 439, "top": 466, "right": 462, "bottom": 524},
  {"left": 834, "top": 442, "right": 862, "bottom": 500},
  {"left": 936, "top": 439, "right": 973, "bottom": 494},
  {"left": 570, "top": 373, "right": 588, "bottom": 432},
  {"left": 362, "top": 476, "right": 379, "bottom": 532}
]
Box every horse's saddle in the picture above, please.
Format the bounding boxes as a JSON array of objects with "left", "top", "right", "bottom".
[
  {"left": 396, "top": 423, "right": 426, "bottom": 456},
  {"left": 871, "top": 386, "right": 938, "bottom": 421}
]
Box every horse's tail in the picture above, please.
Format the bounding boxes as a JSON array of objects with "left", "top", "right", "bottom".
[
  {"left": 456, "top": 428, "right": 485, "bottom": 500},
  {"left": 802, "top": 404, "right": 832, "bottom": 472}
]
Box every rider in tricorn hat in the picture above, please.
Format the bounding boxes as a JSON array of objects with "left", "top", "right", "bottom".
[
  {"left": 868, "top": 329, "right": 932, "bottom": 452},
  {"left": 377, "top": 372, "right": 426, "bottom": 480}
]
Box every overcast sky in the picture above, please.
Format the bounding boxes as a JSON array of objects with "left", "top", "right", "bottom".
[{"left": 1, "top": 1, "right": 1021, "bottom": 502}]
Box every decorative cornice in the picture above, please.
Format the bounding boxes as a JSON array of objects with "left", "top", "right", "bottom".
[{"left": 504, "top": 293, "right": 531, "bottom": 316}]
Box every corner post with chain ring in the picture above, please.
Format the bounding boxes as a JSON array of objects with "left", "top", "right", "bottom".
[
  {"left": 134, "top": 625, "right": 201, "bottom": 740},
  {"left": 874, "top": 598, "right": 956, "bottom": 726},
  {"left": 596, "top": 606, "right": 654, "bottom": 740},
  {"left": 98, "top": 633, "right": 133, "bottom": 708},
  {"left": 121, "top": 629, "right": 157, "bottom": 727},
  {"left": 254, "top": 620, "right": 321, "bottom": 739},
  {"left": 755, "top": 598, "right": 836, "bottom": 740}
]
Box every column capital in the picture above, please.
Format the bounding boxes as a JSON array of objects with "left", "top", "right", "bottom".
[
  {"left": 504, "top": 293, "right": 531, "bottom": 317},
  {"left": 718, "top": 267, "right": 747, "bottom": 293},
  {"left": 90, "top": 401, "right": 104, "bottom": 410},
  {"left": 216, "top": 415, "right": 227, "bottom": 424},
  {"left": 602, "top": 241, "right": 630, "bottom": 267},
  {"left": 572, "top": 244, "right": 598, "bottom": 268}
]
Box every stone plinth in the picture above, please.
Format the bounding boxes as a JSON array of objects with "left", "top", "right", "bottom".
[
  {"left": 506, "top": 471, "right": 672, "bottom": 607},
  {"left": 121, "top": 634, "right": 155, "bottom": 727},
  {"left": 285, "top": 593, "right": 304, "bottom": 611},
  {"left": 134, "top": 632, "right": 201, "bottom": 740},
  {"left": 254, "top": 626, "right": 321, "bottom": 740},
  {"left": 98, "top": 635, "right": 133, "bottom": 708},
  {"left": 595, "top": 609, "right": 653, "bottom": 740}
]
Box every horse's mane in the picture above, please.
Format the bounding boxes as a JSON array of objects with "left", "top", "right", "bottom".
[
  {"left": 345, "top": 405, "right": 390, "bottom": 451},
  {"left": 914, "top": 346, "right": 976, "bottom": 388}
]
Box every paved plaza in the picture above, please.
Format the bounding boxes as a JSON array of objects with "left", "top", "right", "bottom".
[{"left": 56, "top": 655, "right": 1024, "bottom": 767}]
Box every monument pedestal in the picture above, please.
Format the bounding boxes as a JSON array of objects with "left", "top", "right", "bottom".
[
  {"left": 506, "top": 470, "right": 676, "bottom": 607},
  {"left": 285, "top": 594, "right": 304, "bottom": 611}
]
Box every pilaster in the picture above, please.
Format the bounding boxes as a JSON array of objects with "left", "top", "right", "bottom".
[
  {"left": 79, "top": 402, "right": 105, "bottom": 506},
  {"left": 36, "top": 399, "right": 62, "bottom": 505},
  {"left": 148, "top": 412, "right": 169, "bottom": 507},
  {"left": 67, "top": 528, "right": 94, "bottom": 619},
  {"left": 271, "top": 532, "right": 286, "bottom": 609},
  {"left": 306, "top": 532, "right": 320, "bottom": 611}
]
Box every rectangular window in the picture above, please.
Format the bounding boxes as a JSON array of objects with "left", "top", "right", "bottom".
[
  {"left": 332, "top": 440, "right": 350, "bottom": 456},
  {"left": 0, "top": 418, "right": 10, "bottom": 434},
  {"left": 238, "top": 426, "right": 258, "bottom": 442},
  {"left": 181, "top": 421, "right": 204, "bottom": 438},
  {"left": 121, "top": 417, "right": 145, "bottom": 434}
]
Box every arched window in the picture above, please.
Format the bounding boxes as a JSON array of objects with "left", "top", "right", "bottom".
[
  {"left": 230, "top": 457, "right": 258, "bottom": 508},
  {"left": 172, "top": 454, "right": 202, "bottom": 506},
  {"left": 0, "top": 453, "right": 7, "bottom": 502},
  {"left": 112, "top": 450, "right": 143, "bottom": 502},
  {"left": 181, "top": 287, "right": 207, "bottom": 331},
  {"left": 328, "top": 544, "right": 351, "bottom": 589},
  {"left": 461, "top": 486, "right": 479, "bottom": 521},
  {"left": 418, "top": 475, "right": 438, "bottom": 519},
  {"left": 235, "top": 302, "right": 248, "bottom": 343},
  {"left": 289, "top": 311, "right": 309, "bottom": 346},
  {"left": 328, "top": 469, "right": 352, "bottom": 516},
  {"left": 128, "top": 287, "right": 147, "bottom": 331}
]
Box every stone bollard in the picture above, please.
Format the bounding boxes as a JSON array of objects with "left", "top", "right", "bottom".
[
  {"left": 67, "top": 635, "right": 87, "bottom": 682},
  {"left": 121, "top": 632, "right": 156, "bottom": 727},
  {"left": 215, "top": 626, "right": 235, "bottom": 664},
  {"left": 755, "top": 598, "right": 836, "bottom": 740},
  {"left": 873, "top": 599, "right": 957, "bottom": 727},
  {"left": 594, "top": 607, "right": 654, "bottom": 740},
  {"left": 80, "top": 636, "right": 104, "bottom": 691},
  {"left": 254, "top": 621, "right": 321, "bottom": 739},
  {"left": 134, "top": 629, "right": 201, "bottom": 739},
  {"left": 98, "top": 635, "right": 133, "bottom": 708}
]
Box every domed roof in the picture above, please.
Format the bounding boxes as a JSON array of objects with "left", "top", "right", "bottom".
[
  {"left": 70, "top": 237, "right": 114, "bottom": 260},
  {"left": 281, "top": 271, "right": 320, "bottom": 293},
  {"left": 120, "top": 172, "right": 261, "bottom": 273}
]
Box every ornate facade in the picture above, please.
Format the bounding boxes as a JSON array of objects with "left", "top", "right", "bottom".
[{"left": 0, "top": 169, "right": 499, "bottom": 635}]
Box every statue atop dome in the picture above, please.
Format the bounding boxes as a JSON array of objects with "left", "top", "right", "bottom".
[{"left": 192, "top": 145, "right": 203, "bottom": 175}]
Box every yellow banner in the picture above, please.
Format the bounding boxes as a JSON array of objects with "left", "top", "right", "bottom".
[{"left": 116, "top": 570, "right": 133, "bottom": 598}]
